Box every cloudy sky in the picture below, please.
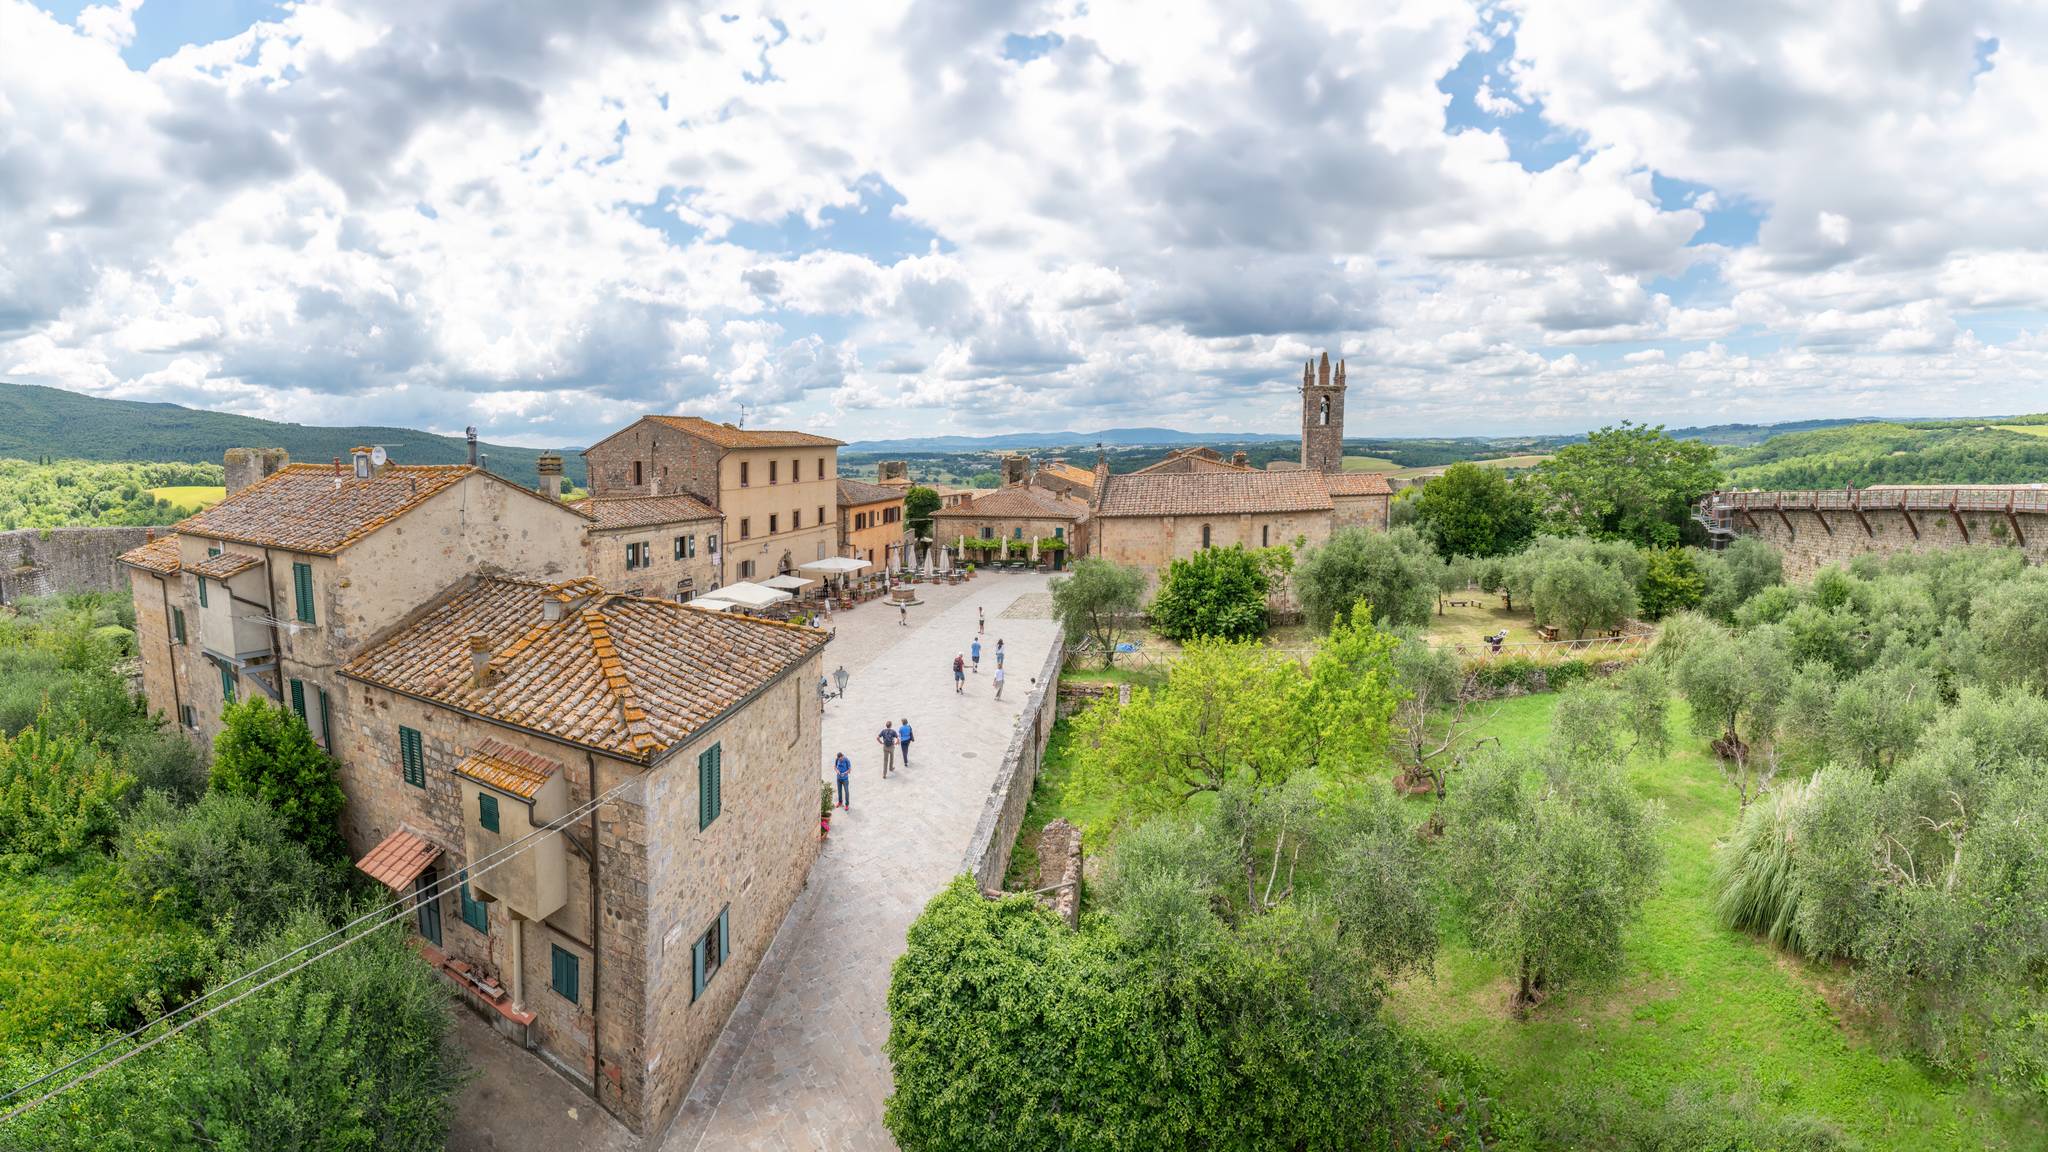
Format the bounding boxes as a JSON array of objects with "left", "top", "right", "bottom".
[{"left": 3, "top": 0, "right": 2046, "bottom": 447}]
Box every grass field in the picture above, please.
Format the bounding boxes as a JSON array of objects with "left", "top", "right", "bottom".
[
  {"left": 1388, "top": 453, "right": 1553, "bottom": 482},
  {"left": 146, "top": 485, "right": 225, "bottom": 513},
  {"left": 1342, "top": 455, "right": 1401, "bottom": 472},
  {"left": 1388, "top": 694, "right": 2044, "bottom": 1150},
  {"left": 1992, "top": 424, "right": 2048, "bottom": 439}
]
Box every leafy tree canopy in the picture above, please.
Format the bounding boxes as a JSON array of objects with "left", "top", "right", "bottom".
[
  {"left": 902, "top": 485, "right": 942, "bottom": 538},
  {"left": 1411, "top": 462, "right": 1538, "bottom": 559},
  {"left": 1295, "top": 525, "right": 1437, "bottom": 632},
  {"left": 209, "top": 698, "right": 347, "bottom": 866},
  {"left": 1148, "top": 544, "right": 1280, "bottom": 641},
  {"left": 1048, "top": 557, "right": 1147, "bottom": 668},
  {"left": 1528, "top": 422, "right": 1723, "bottom": 546}
]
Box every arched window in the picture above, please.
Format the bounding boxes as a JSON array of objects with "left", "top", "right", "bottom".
[
  {"left": 1201, "top": 523, "right": 1212, "bottom": 549},
  {"left": 1318, "top": 396, "right": 1329, "bottom": 426}
]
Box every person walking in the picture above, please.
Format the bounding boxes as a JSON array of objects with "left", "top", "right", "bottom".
[
  {"left": 953, "top": 654, "right": 966, "bottom": 693},
  {"left": 877, "top": 720, "right": 898, "bottom": 776},
  {"left": 993, "top": 664, "right": 1006, "bottom": 700},
  {"left": 978, "top": 606, "right": 985, "bottom": 635},
  {"left": 899, "top": 602, "right": 908, "bottom": 626},
  {"left": 898, "top": 718, "right": 914, "bottom": 766},
  {"left": 834, "top": 751, "right": 852, "bottom": 810},
  {"left": 995, "top": 638, "right": 1004, "bottom": 670},
  {"left": 971, "top": 637, "right": 982, "bottom": 673}
]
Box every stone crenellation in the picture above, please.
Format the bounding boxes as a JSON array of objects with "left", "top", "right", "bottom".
[{"left": 1706, "top": 487, "right": 2048, "bottom": 581}]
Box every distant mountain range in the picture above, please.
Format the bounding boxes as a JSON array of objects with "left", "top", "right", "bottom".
[
  {"left": 842, "top": 427, "right": 1302, "bottom": 453},
  {"left": 0, "top": 382, "right": 588, "bottom": 484}
]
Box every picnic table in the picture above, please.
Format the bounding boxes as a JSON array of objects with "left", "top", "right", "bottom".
[
  {"left": 1445, "top": 598, "right": 1483, "bottom": 609},
  {"left": 1535, "top": 625, "right": 1560, "bottom": 642}
]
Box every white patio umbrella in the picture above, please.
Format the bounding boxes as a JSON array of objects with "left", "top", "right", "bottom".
[
  {"left": 684, "top": 597, "right": 740, "bottom": 613},
  {"left": 761, "top": 574, "right": 812, "bottom": 591},
  {"left": 710, "top": 581, "right": 792, "bottom": 609},
  {"left": 798, "top": 557, "right": 869, "bottom": 576},
  {"left": 1030, "top": 537, "right": 1039, "bottom": 563}
]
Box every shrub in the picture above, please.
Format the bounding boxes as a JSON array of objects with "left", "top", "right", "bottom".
[
  {"left": 1295, "top": 526, "right": 1436, "bottom": 631},
  {"left": 210, "top": 697, "right": 348, "bottom": 865},
  {"left": 1148, "top": 545, "right": 1271, "bottom": 641},
  {"left": 1714, "top": 776, "right": 1813, "bottom": 952},
  {"left": 1637, "top": 547, "right": 1705, "bottom": 620},
  {"left": 0, "top": 712, "right": 133, "bottom": 872},
  {"left": 119, "top": 791, "right": 338, "bottom": 941},
  {"left": 116, "top": 727, "right": 207, "bottom": 804}
]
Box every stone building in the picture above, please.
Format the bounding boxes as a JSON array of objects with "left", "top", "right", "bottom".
[
  {"left": 1084, "top": 351, "right": 1387, "bottom": 574},
  {"left": 931, "top": 485, "right": 1089, "bottom": 566},
  {"left": 580, "top": 416, "right": 844, "bottom": 585},
  {"left": 337, "top": 575, "right": 826, "bottom": 1136},
  {"left": 582, "top": 493, "right": 724, "bottom": 601},
  {"left": 118, "top": 448, "right": 591, "bottom": 749},
  {"left": 837, "top": 477, "right": 905, "bottom": 569},
  {"left": 872, "top": 460, "right": 978, "bottom": 508},
  {"left": 1030, "top": 458, "right": 1097, "bottom": 501}
]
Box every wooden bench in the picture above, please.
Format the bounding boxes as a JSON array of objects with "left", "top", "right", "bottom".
[{"left": 1535, "top": 625, "right": 1560, "bottom": 642}]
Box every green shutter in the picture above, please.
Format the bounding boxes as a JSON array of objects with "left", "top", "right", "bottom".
[
  {"left": 219, "top": 663, "right": 235, "bottom": 703},
  {"left": 317, "top": 689, "right": 332, "bottom": 751},
  {"left": 399, "top": 726, "right": 425, "bottom": 788},
  {"left": 172, "top": 608, "right": 186, "bottom": 644},
  {"left": 289, "top": 679, "right": 306, "bottom": 721},
  {"left": 718, "top": 905, "right": 730, "bottom": 964},
  {"left": 207, "top": 546, "right": 220, "bottom": 557},
  {"left": 478, "top": 792, "right": 500, "bottom": 833},
  {"left": 691, "top": 934, "right": 706, "bottom": 1002},
  {"left": 460, "top": 873, "right": 488, "bottom": 933},
  {"left": 551, "top": 944, "right": 579, "bottom": 1003},
  {"left": 293, "top": 563, "right": 315, "bottom": 623},
  {"left": 197, "top": 577, "right": 207, "bottom": 608},
  {"left": 698, "top": 743, "right": 721, "bottom": 830}
]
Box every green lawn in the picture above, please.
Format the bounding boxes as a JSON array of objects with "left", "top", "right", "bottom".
[
  {"left": 146, "top": 485, "right": 225, "bottom": 513},
  {"left": 1388, "top": 694, "right": 2043, "bottom": 1149},
  {"left": 1993, "top": 424, "right": 2048, "bottom": 439}
]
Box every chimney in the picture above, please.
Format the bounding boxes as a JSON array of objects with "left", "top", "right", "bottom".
[
  {"left": 467, "top": 633, "right": 494, "bottom": 688},
  {"left": 465, "top": 426, "right": 479, "bottom": 466},
  {"left": 1002, "top": 454, "right": 1029, "bottom": 488},
  {"left": 536, "top": 454, "right": 565, "bottom": 500},
  {"left": 144, "top": 527, "right": 156, "bottom": 542},
  {"left": 1231, "top": 451, "right": 1249, "bottom": 467},
  {"left": 541, "top": 578, "right": 601, "bottom": 621},
  {"left": 224, "top": 447, "right": 290, "bottom": 494}
]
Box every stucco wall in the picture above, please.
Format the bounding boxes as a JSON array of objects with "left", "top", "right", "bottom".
[
  {"left": 640, "top": 650, "right": 823, "bottom": 1136},
  {"left": 840, "top": 499, "right": 903, "bottom": 568},
  {"left": 719, "top": 447, "right": 838, "bottom": 584},
  {"left": 0, "top": 526, "right": 149, "bottom": 603}
]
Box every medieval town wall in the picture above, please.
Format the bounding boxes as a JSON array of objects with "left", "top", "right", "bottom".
[{"left": 0, "top": 526, "right": 150, "bottom": 603}]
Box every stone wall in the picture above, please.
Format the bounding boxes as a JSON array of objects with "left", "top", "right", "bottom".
[
  {"left": 0, "top": 526, "right": 150, "bottom": 604},
  {"left": 223, "top": 447, "right": 290, "bottom": 494},
  {"left": 962, "top": 633, "right": 1065, "bottom": 889},
  {"left": 1033, "top": 819, "right": 1082, "bottom": 929},
  {"left": 1720, "top": 495, "right": 2048, "bottom": 581}
]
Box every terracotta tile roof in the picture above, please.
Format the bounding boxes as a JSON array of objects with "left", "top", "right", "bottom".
[
  {"left": 188, "top": 550, "right": 264, "bottom": 580},
  {"left": 1095, "top": 471, "right": 1335, "bottom": 517},
  {"left": 340, "top": 576, "right": 827, "bottom": 763},
  {"left": 643, "top": 415, "right": 844, "bottom": 449},
  {"left": 1325, "top": 472, "right": 1393, "bottom": 496},
  {"left": 1131, "top": 450, "right": 1255, "bottom": 475},
  {"left": 356, "top": 828, "right": 442, "bottom": 892},
  {"left": 454, "top": 738, "right": 562, "bottom": 800},
  {"left": 119, "top": 533, "right": 183, "bottom": 575},
  {"left": 1036, "top": 461, "right": 1096, "bottom": 488},
  {"left": 583, "top": 493, "right": 721, "bottom": 531},
  {"left": 931, "top": 486, "right": 1088, "bottom": 521},
  {"left": 836, "top": 478, "right": 903, "bottom": 507},
  {"left": 172, "top": 463, "right": 591, "bottom": 556}
]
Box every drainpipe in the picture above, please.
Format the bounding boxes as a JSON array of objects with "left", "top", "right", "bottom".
[{"left": 508, "top": 916, "right": 525, "bottom": 1016}]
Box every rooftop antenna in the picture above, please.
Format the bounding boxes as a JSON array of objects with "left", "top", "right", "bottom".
[{"left": 738, "top": 402, "right": 749, "bottom": 430}]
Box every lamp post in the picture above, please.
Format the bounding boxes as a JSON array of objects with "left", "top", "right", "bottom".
[{"left": 832, "top": 665, "right": 851, "bottom": 698}]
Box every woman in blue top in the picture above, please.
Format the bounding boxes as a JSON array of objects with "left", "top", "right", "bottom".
[{"left": 834, "top": 752, "right": 852, "bottom": 809}]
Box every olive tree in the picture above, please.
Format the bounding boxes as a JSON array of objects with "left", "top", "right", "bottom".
[{"left": 1048, "top": 557, "right": 1146, "bottom": 668}]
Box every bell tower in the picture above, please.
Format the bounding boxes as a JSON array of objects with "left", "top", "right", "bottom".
[{"left": 1300, "top": 351, "right": 1346, "bottom": 473}]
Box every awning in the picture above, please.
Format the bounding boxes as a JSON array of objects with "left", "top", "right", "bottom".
[
  {"left": 685, "top": 598, "right": 740, "bottom": 613},
  {"left": 355, "top": 828, "right": 442, "bottom": 893},
  {"left": 711, "top": 581, "right": 792, "bottom": 608},
  {"left": 799, "top": 557, "right": 870, "bottom": 575},
  {"left": 761, "top": 574, "right": 813, "bottom": 591}
]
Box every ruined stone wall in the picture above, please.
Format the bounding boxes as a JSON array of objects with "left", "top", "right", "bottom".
[
  {"left": 0, "top": 526, "right": 149, "bottom": 603},
  {"left": 963, "top": 634, "right": 1065, "bottom": 889},
  {"left": 1728, "top": 504, "right": 2048, "bottom": 581}
]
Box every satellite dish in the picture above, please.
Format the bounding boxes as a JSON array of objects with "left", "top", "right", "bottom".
[{"left": 369, "top": 446, "right": 388, "bottom": 467}]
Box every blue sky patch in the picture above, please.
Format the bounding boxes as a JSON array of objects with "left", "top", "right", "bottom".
[
  {"left": 722, "top": 177, "right": 945, "bottom": 263},
  {"left": 1003, "top": 32, "right": 1062, "bottom": 62},
  {"left": 38, "top": 0, "right": 285, "bottom": 69}
]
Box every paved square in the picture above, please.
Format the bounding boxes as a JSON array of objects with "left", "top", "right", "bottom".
[{"left": 661, "top": 572, "right": 1060, "bottom": 1151}]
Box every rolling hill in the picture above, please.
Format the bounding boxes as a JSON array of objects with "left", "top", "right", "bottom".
[
  {"left": 0, "top": 382, "right": 588, "bottom": 484},
  {"left": 1721, "top": 419, "right": 2048, "bottom": 488}
]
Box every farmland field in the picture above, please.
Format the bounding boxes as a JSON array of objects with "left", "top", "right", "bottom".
[{"left": 146, "top": 485, "right": 225, "bottom": 513}]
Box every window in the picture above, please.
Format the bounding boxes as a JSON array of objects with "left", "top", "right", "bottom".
[
  {"left": 885, "top": 507, "right": 900, "bottom": 524},
  {"left": 691, "top": 905, "right": 731, "bottom": 1003},
  {"left": 632, "top": 460, "right": 644, "bottom": 486},
  {"left": 460, "top": 871, "right": 488, "bottom": 933},
  {"left": 853, "top": 512, "right": 864, "bottom": 530},
  {"left": 1262, "top": 524, "right": 1270, "bottom": 547},
  {"left": 981, "top": 526, "right": 994, "bottom": 539},
  {"left": 551, "top": 944, "right": 580, "bottom": 1003},
  {"left": 739, "top": 518, "right": 750, "bottom": 540},
  {"left": 818, "top": 505, "right": 825, "bottom": 526},
  {"left": 1055, "top": 526, "right": 1065, "bottom": 540},
  {"left": 626, "top": 541, "right": 648, "bottom": 570},
  {"left": 817, "top": 456, "right": 825, "bottom": 479},
  {"left": 740, "top": 461, "right": 750, "bottom": 487},
  {"left": 478, "top": 792, "right": 500, "bottom": 833},
  {"left": 698, "top": 742, "right": 722, "bottom": 830},
  {"left": 289, "top": 678, "right": 307, "bottom": 722},
  {"left": 415, "top": 867, "right": 442, "bottom": 946},
  {"left": 790, "top": 458, "right": 799, "bottom": 483},
  {"left": 1201, "top": 523, "right": 1212, "bottom": 549},
  {"left": 208, "top": 546, "right": 221, "bottom": 557},
  {"left": 180, "top": 705, "right": 196, "bottom": 730},
  {"left": 318, "top": 689, "right": 332, "bottom": 751},
  {"left": 769, "top": 514, "right": 778, "bottom": 534},
  {"left": 707, "top": 533, "right": 719, "bottom": 553},
  {"left": 218, "top": 662, "right": 235, "bottom": 703},
  {"left": 675, "top": 535, "right": 695, "bottom": 560},
  {"left": 768, "top": 460, "right": 778, "bottom": 484},
  {"left": 1318, "top": 396, "right": 1329, "bottom": 426},
  {"left": 197, "top": 576, "right": 208, "bottom": 608},
  {"left": 1013, "top": 527, "right": 1024, "bottom": 539},
  {"left": 792, "top": 508, "right": 801, "bottom": 530},
  {"left": 172, "top": 607, "right": 186, "bottom": 644},
  {"left": 293, "top": 562, "right": 315, "bottom": 624},
  {"left": 399, "top": 725, "right": 425, "bottom": 788},
  {"left": 737, "top": 559, "right": 755, "bottom": 579}
]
